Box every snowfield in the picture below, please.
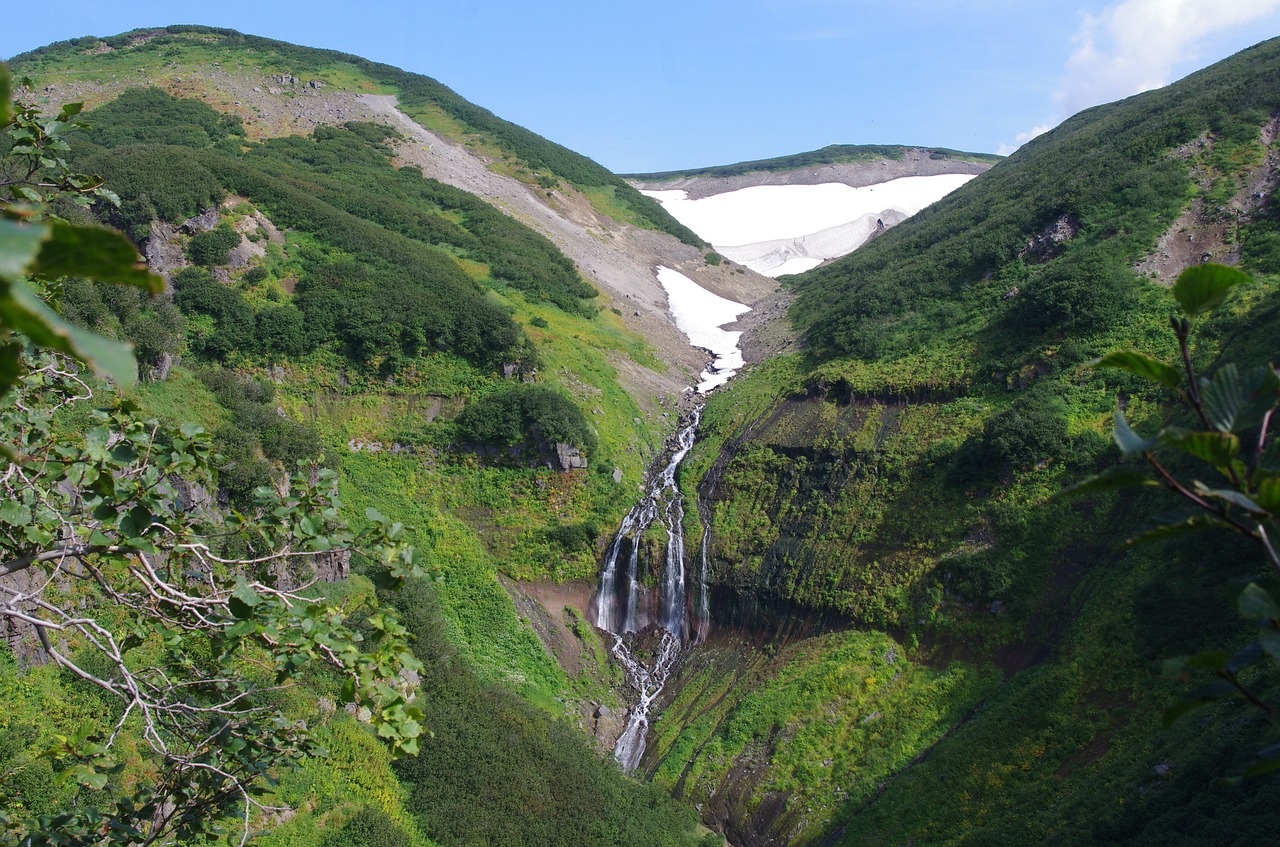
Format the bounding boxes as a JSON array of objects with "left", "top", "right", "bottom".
[
  {"left": 643, "top": 173, "right": 976, "bottom": 276},
  {"left": 654, "top": 266, "right": 750, "bottom": 393}
]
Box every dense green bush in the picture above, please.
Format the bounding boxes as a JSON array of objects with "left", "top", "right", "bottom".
[
  {"left": 320, "top": 807, "right": 412, "bottom": 847},
  {"left": 197, "top": 367, "right": 326, "bottom": 503},
  {"left": 791, "top": 37, "right": 1280, "bottom": 361},
  {"left": 980, "top": 391, "right": 1070, "bottom": 470},
  {"left": 388, "top": 580, "right": 700, "bottom": 847},
  {"left": 83, "top": 87, "right": 244, "bottom": 149},
  {"left": 65, "top": 86, "right": 617, "bottom": 370},
  {"left": 456, "top": 384, "right": 596, "bottom": 456},
  {"left": 255, "top": 303, "right": 308, "bottom": 358},
  {"left": 1016, "top": 251, "right": 1139, "bottom": 335},
  {"left": 186, "top": 220, "right": 240, "bottom": 267},
  {"left": 56, "top": 276, "right": 184, "bottom": 374},
  {"left": 81, "top": 144, "right": 225, "bottom": 228},
  {"left": 172, "top": 267, "right": 255, "bottom": 360}
]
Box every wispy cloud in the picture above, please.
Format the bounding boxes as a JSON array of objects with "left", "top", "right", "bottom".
[
  {"left": 997, "top": 125, "right": 1052, "bottom": 157},
  {"left": 1058, "top": 0, "right": 1280, "bottom": 115},
  {"left": 1002, "top": 0, "right": 1280, "bottom": 153}
]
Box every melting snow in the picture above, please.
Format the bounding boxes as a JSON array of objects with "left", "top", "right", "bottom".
[
  {"left": 644, "top": 174, "right": 976, "bottom": 277},
  {"left": 655, "top": 266, "right": 749, "bottom": 393}
]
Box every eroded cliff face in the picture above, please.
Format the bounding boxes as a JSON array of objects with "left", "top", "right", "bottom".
[{"left": 694, "top": 389, "right": 977, "bottom": 630}]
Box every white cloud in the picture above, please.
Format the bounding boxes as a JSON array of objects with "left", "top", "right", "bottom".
[
  {"left": 1057, "top": 0, "right": 1280, "bottom": 116},
  {"left": 1001, "top": 0, "right": 1280, "bottom": 154},
  {"left": 997, "top": 124, "right": 1052, "bottom": 156}
]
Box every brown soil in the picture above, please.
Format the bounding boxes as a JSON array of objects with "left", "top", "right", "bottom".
[
  {"left": 1134, "top": 113, "right": 1280, "bottom": 284},
  {"left": 359, "top": 94, "right": 778, "bottom": 412}
]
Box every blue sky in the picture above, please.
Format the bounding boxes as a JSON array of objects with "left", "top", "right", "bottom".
[{"left": 4, "top": 1, "right": 1280, "bottom": 172}]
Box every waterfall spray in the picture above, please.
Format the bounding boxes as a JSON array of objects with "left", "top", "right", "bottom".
[{"left": 593, "top": 406, "right": 709, "bottom": 769}]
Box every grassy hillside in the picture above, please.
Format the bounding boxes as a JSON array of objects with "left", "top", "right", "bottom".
[
  {"left": 11, "top": 26, "right": 705, "bottom": 247},
  {"left": 2, "top": 34, "right": 711, "bottom": 847},
  {"left": 654, "top": 36, "right": 1280, "bottom": 845}
]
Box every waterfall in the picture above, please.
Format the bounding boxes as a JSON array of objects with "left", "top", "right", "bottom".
[{"left": 594, "top": 406, "right": 711, "bottom": 770}]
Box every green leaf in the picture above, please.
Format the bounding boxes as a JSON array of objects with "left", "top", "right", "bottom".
[
  {"left": 0, "top": 218, "right": 50, "bottom": 283},
  {"left": 1058, "top": 467, "right": 1156, "bottom": 499},
  {"left": 1091, "top": 350, "right": 1182, "bottom": 388},
  {"left": 1201, "top": 363, "right": 1280, "bottom": 433},
  {"left": 0, "top": 500, "right": 31, "bottom": 526},
  {"left": 231, "top": 582, "right": 262, "bottom": 610},
  {"left": 32, "top": 222, "right": 162, "bottom": 293},
  {"left": 1172, "top": 263, "right": 1252, "bottom": 317},
  {"left": 1160, "top": 429, "right": 1240, "bottom": 472},
  {"left": 1239, "top": 583, "right": 1279, "bottom": 620},
  {"left": 1162, "top": 681, "right": 1237, "bottom": 727},
  {"left": 2, "top": 282, "right": 137, "bottom": 385},
  {"left": 1261, "top": 626, "right": 1280, "bottom": 664},
  {"left": 1259, "top": 438, "right": 1280, "bottom": 475},
  {"left": 1254, "top": 477, "right": 1280, "bottom": 512},
  {"left": 1127, "top": 512, "right": 1232, "bottom": 545},
  {"left": 1242, "top": 744, "right": 1280, "bottom": 778},
  {"left": 1192, "top": 483, "right": 1266, "bottom": 514},
  {"left": 1227, "top": 641, "right": 1262, "bottom": 673},
  {"left": 1113, "top": 410, "right": 1155, "bottom": 457},
  {"left": 1183, "top": 650, "right": 1230, "bottom": 672},
  {"left": 227, "top": 595, "right": 255, "bottom": 621}
]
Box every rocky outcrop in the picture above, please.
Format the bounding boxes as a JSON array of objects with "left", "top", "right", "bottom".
[
  {"left": 180, "top": 207, "right": 220, "bottom": 234},
  {"left": 1018, "top": 212, "right": 1080, "bottom": 263},
  {"left": 555, "top": 442, "right": 588, "bottom": 471},
  {"left": 144, "top": 219, "right": 186, "bottom": 289}
]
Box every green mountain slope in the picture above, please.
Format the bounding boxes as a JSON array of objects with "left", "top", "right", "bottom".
[
  {"left": 12, "top": 26, "right": 704, "bottom": 247},
  {"left": 3, "top": 31, "right": 710, "bottom": 847},
  {"left": 656, "top": 36, "right": 1280, "bottom": 846}
]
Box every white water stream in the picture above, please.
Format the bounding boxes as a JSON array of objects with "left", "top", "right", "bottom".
[
  {"left": 593, "top": 268, "right": 747, "bottom": 770},
  {"left": 594, "top": 409, "right": 710, "bottom": 770}
]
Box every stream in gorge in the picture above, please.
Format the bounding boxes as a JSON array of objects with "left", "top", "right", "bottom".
[
  {"left": 592, "top": 267, "right": 748, "bottom": 771},
  {"left": 594, "top": 407, "right": 708, "bottom": 770}
]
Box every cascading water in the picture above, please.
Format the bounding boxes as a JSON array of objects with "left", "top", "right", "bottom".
[
  {"left": 594, "top": 264, "right": 748, "bottom": 771},
  {"left": 594, "top": 406, "right": 712, "bottom": 770}
]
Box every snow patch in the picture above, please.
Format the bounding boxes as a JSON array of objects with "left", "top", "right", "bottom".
[
  {"left": 644, "top": 174, "right": 976, "bottom": 277},
  {"left": 655, "top": 266, "right": 750, "bottom": 393}
]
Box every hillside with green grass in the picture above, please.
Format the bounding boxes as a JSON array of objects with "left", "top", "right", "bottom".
[
  {"left": 1, "top": 32, "right": 711, "bottom": 847},
  {"left": 6, "top": 23, "right": 1280, "bottom": 847},
  {"left": 12, "top": 26, "right": 705, "bottom": 247},
  {"left": 649, "top": 36, "right": 1280, "bottom": 846}
]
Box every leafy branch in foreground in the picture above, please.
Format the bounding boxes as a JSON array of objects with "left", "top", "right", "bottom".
[
  {"left": 0, "top": 65, "right": 162, "bottom": 399},
  {"left": 0, "top": 355, "right": 430, "bottom": 845},
  {"left": 1067, "top": 263, "right": 1280, "bottom": 777}
]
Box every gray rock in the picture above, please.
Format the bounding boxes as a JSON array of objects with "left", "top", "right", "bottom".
[
  {"left": 555, "top": 443, "right": 588, "bottom": 471},
  {"left": 180, "top": 207, "right": 220, "bottom": 234}
]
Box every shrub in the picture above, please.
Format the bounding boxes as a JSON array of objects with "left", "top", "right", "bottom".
[
  {"left": 456, "top": 384, "right": 595, "bottom": 456},
  {"left": 186, "top": 221, "right": 240, "bottom": 267},
  {"left": 173, "top": 267, "right": 255, "bottom": 359},
  {"left": 321, "top": 808, "right": 412, "bottom": 847},
  {"left": 1018, "top": 252, "right": 1138, "bottom": 335},
  {"left": 981, "top": 391, "right": 1069, "bottom": 470}
]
